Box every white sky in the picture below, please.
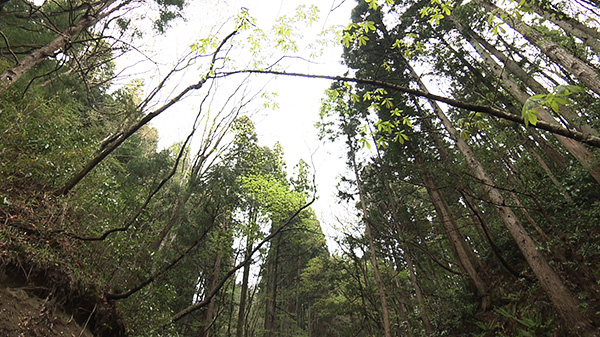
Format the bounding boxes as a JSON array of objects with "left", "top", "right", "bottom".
[{"left": 117, "top": 0, "right": 358, "bottom": 252}]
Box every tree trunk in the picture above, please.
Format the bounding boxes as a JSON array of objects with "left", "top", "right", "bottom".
[
  {"left": 415, "top": 154, "right": 490, "bottom": 310},
  {"left": 528, "top": 129, "right": 567, "bottom": 169},
  {"left": 150, "top": 191, "right": 192, "bottom": 251},
  {"left": 526, "top": 0, "right": 600, "bottom": 55},
  {"left": 404, "top": 245, "right": 434, "bottom": 335},
  {"left": 295, "top": 254, "right": 301, "bottom": 326},
  {"left": 236, "top": 210, "right": 257, "bottom": 337},
  {"left": 519, "top": 133, "right": 574, "bottom": 203},
  {"left": 264, "top": 235, "right": 280, "bottom": 337},
  {"left": 347, "top": 131, "right": 393, "bottom": 337},
  {"left": 461, "top": 19, "right": 598, "bottom": 136},
  {"left": 420, "top": 73, "right": 597, "bottom": 335},
  {"left": 199, "top": 236, "right": 225, "bottom": 337},
  {"left": 459, "top": 22, "right": 600, "bottom": 184},
  {"left": 0, "top": 11, "right": 108, "bottom": 90},
  {"left": 392, "top": 277, "right": 413, "bottom": 337},
  {"left": 474, "top": 0, "right": 600, "bottom": 95},
  {"left": 461, "top": 190, "right": 525, "bottom": 279}
]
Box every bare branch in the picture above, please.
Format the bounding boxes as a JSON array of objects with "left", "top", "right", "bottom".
[
  {"left": 56, "top": 29, "right": 239, "bottom": 195},
  {"left": 213, "top": 69, "right": 600, "bottom": 148},
  {"left": 0, "top": 30, "right": 19, "bottom": 65}
]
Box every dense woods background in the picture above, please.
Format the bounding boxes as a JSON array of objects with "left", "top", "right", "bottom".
[{"left": 1, "top": 0, "right": 600, "bottom": 336}]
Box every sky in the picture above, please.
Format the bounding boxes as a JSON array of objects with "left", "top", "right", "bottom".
[{"left": 116, "top": 0, "right": 359, "bottom": 251}]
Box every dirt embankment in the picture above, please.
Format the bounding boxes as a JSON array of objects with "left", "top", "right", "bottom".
[
  {"left": 0, "top": 261, "right": 125, "bottom": 337},
  {"left": 0, "top": 284, "right": 94, "bottom": 337}
]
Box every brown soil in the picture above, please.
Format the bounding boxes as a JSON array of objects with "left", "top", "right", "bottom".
[
  {"left": 0, "top": 284, "right": 94, "bottom": 337},
  {"left": 0, "top": 198, "right": 125, "bottom": 337},
  {"left": 0, "top": 258, "right": 124, "bottom": 337}
]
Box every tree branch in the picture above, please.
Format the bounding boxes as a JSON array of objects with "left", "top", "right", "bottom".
[
  {"left": 56, "top": 29, "right": 239, "bottom": 195},
  {"left": 214, "top": 69, "right": 600, "bottom": 148}
]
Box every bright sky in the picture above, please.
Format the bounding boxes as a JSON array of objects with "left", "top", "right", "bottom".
[{"left": 117, "top": 0, "right": 358, "bottom": 251}]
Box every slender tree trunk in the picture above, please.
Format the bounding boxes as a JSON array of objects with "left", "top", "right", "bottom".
[
  {"left": 461, "top": 190, "right": 525, "bottom": 279},
  {"left": 509, "top": 192, "right": 552, "bottom": 244},
  {"left": 236, "top": 210, "right": 257, "bottom": 337},
  {"left": 416, "top": 154, "right": 490, "bottom": 310},
  {"left": 295, "top": 255, "right": 301, "bottom": 325},
  {"left": 350, "top": 250, "right": 375, "bottom": 337},
  {"left": 226, "top": 275, "right": 236, "bottom": 336},
  {"left": 409, "top": 71, "right": 491, "bottom": 306},
  {"left": 395, "top": 285, "right": 413, "bottom": 337},
  {"left": 57, "top": 75, "right": 208, "bottom": 195},
  {"left": 200, "top": 237, "right": 225, "bottom": 337},
  {"left": 0, "top": 4, "right": 114, "bottom": 90},
  {"left": 526, "top": 0, "right": 600, "bottom": 55},
  {"left": 474, "top": 0, "right": 600, "bottom": 95},
  {"left": 57, "top": 29, "right": 239, "bottom": 195},
  {"left": 519, "top": 133, "right": 574, "bottom": 203},
  {"left": 415, "top": 69, "right": 598, "bottom": 334},
  {"left": 388, "top": 256, "right": 413, "bottom": 337},
  {"left": 404, "top": 245, "right": 434, "bottom": 335},
  {"left": 347, "top": 132, "right": 393, "bottom": 337},
  {"left": 528, "top": 129, "right": 567, "bottom": 169},
  {"left": 460, "top": 19, "right": 598, "bottom": 136},
  {"left": 575, "top": 0, "right": 600, "bottom": 10},
  {"left": 150, "top": 191, "right": 192, "bottom": 251},
  {"left": 264, "top": 235, "right": 280, "bottom": 337},
  {"left": 459, "top": 23, "right": 600, "bottom": 184}
]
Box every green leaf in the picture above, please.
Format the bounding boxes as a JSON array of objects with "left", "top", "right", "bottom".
[
  {"left": 365, "top": 0, "right": 378, "bottom": 10},
  {"left": 430, "top": 13, "right": 444, "bottom": 25},
  {"left": 526, "top": 110, "right": 538, "bottom": 126},
  {"left": 487, "top": 13, "right": 494, "bottom": 26},
  {"left": 382, "top": 97, "right": 393, "bottom": 108},
  {"left": 359, "top": 124, "right": 369, "bottom": 135},
  {"left": 392, "top": 39, "right": 403, "bottom": 49},
  {"left": 344, "top": 22, "right": 359, "bottom": 31},
  {"left": 357, "top": 35, "right": 370, "bottom": 46},
  {"left": 363, "top": 21, "right": 376, "bottom": 33},
  {"left": 530, "top": 94, "right": 546, "bottom": 100},
  {"left": 394, "top": 130, "right": 409, "bottom": 144},
  {"left": 441, "top": 3, "right": 452, "bottom": 15},
  {"left": 556, "top": 84, "right": 584, "bottom": 95},
  {"left": 326, "top": 89, "right": 340, "bottom": 98},
  {"left": 359, "top": 137, "right": 372, "bottom": 149},
  {"left": 376, "top": 120, "right": 394, "bottom": 133},
  {"left": 550, "top": 100, "right": 559, "bottom": 113},
  {"left": 553, "top": 97, "right": 571, "bottom": 105},
  {"left": 522, "top": 99, "right": 535, "bottom": 114},
  {"left": 374, "top": 88, "right": 387, "bottom": 95},
  {"left": 376, "top": 137, "right": 388, "bottom": 149},
  {"left": 342, "top": 32, "right": 354, "bottom": 47},
  {"left": 390, "top": 108, "right": 402, "bottom": 117},
  {"left": 382, "top": 61, "right": 392, "bottom": 72}
]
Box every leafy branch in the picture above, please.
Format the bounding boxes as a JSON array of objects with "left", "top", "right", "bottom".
[{"left": 521, "top": 85, "right": 584, "bottom": 127}]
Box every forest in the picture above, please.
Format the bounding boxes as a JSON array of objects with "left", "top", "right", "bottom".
[{"left": 1, "top": 0, "right": 600, "bottom": 336}]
